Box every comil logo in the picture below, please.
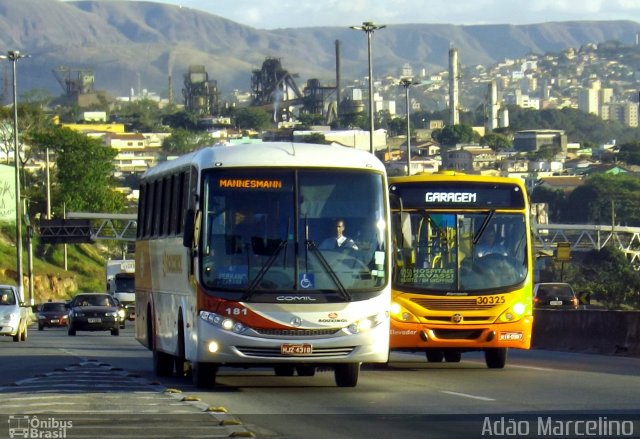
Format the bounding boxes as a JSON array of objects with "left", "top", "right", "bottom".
[{"left": 8, "top": 415, "right": 73, "bottom": 438}]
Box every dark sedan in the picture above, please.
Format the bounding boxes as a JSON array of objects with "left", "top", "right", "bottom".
[
  {"left": 36, "top": 301, "right": 68, "bottom": 330},
  {"left": 67, "top": 293, "right": 120, "bottom": 336},
  {"left": 533, "top": 282, "right": 579, "bottom": 310}
]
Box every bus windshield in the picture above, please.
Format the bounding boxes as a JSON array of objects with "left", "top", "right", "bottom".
[
  {"left": 200, "top": 168, "right": 387, "bottom": 299},
  {"left": 393, "top": 211, "right": 527, "bottom": 293}
]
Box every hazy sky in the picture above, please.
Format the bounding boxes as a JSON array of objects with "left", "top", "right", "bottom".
[{"left": 98, "top": 0, "right": 640, "bottom": 29}]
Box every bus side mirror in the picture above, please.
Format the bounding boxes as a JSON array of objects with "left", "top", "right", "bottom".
[{"left": 183, "top": 209, "right": 195, "bottom": 248}]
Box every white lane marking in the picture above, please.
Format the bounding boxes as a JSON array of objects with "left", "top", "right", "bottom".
[{"left": 441, "top": 390, "right": 495, "bottom": 401}]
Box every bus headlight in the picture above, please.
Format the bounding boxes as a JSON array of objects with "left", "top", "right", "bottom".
[
  {"left": 498, "top": 302, "right": 527, "bottom": 322},
  {"left": 346, "top": 312, "right": 387, "bottom": 335},
  {"left": 207, "top": 341, "right": 220, "bottom": 353},
  {"left": 389, "top": 302, "right": 419, "bottom": 323},
  {"left": 200, "top": 311, "right": 247, "bottom": 334}
]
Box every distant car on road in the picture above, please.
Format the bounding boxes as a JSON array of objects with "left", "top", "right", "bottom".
[
  {"left": 0, "top": 284, "right": 29, "bottom": 342},
  {"left": 67, "top": 293, "right": 121, "bottom": 336},
  {"left": 36, "top": 301, "right": 69, "bottom": 330},
  {"left": 533, "top": 282, "right": 579, "bottom": 310}
]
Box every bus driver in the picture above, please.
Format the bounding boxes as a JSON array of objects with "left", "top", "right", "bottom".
[{"left": 320, "top": 219, "right": 359, "bottom": 251}]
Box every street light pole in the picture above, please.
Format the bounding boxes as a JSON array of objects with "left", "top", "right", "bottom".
[
  {"left": 399, "top": 77, "right": 419, "bottom": 176},
  {"left": 1, "top": 50, "right": 29, "bottom": 301},
  {"left": 350, "top": 21, "right": 386, "bottom": 155}
]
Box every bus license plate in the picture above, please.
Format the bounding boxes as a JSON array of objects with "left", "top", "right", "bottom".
[
  {"left": 88, "top": 318, "right": 102, "bottom": 323},
  {"left": 281, "top": 343, "right": 313, "bottom": 355}
]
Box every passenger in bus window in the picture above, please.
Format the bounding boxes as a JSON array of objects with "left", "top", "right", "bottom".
[{"left": 320, "top": 219, "right": 359, "bottom": 251}]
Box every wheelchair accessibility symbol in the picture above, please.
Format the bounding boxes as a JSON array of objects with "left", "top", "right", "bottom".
[{"left": 299, "top": 273, "right": 314, "bottom": 289}]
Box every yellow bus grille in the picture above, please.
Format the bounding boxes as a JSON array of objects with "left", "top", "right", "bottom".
[{"left": 411, "top": 298, "right": 496, "bottom": 310}]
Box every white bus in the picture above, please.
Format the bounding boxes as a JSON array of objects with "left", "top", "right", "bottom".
[{"left": 135, "top": 142, "right": 390, "bottom": 388}]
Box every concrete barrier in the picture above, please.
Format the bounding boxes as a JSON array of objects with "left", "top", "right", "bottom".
[{"left": 531, "top": 309, "right": 640, "bottom": 357}]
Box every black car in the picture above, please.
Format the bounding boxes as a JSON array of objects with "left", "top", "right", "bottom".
[
  {"left": 533, "top": 282, "right": 579, "bottom": 310},
  {"left": 67, "top": 293, "right": 121, "bottom": 336},
  {"left": 36, "top": 301, "right": 69, "bottom": 330}
]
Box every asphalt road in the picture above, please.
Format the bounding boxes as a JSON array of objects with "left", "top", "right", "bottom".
[{"left": 1, "top": 324, "right": 640, "bottom": 438}]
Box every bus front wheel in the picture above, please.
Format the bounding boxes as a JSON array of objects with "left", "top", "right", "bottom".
[
  {"left": 334, "top": 363, "right": 360, "bottom": 387},
  {"left": 192, "top": 362, "right": 217, "bottom": 388},
  {"left": 484, "top": 348, "right": 508, "bottom": 369}
]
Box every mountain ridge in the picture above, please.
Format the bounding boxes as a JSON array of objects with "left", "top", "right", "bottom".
[{"left": 1, "top": 0, "right": 639, "bottom": 102}]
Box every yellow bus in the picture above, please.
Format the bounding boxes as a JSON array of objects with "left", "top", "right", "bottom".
[
  {"left": 388, "top": 172, "right": 533, "bottom": 368},
  {"left": 135, "top": 142, "right": 390, "bottom": 388}
]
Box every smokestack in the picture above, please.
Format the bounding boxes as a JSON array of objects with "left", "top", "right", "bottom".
[
  {"left": 449, "top": 47, "right": 459, "bottom": 125},
  {"left": 335, "top": 40, "right": 341, "bottom": 119},
  {"left": 485, "top": 80, "right": 498, "bottom": 133},
  {"left": 168, "top": 75, "right": 173, "bottom": 105}
]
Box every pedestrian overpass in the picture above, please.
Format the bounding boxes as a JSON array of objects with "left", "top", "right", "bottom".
[{"left": 36, "top": 213, "right": 640, "bottom": 268}]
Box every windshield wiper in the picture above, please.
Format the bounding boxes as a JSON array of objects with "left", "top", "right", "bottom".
[
  {"left": 241, "top": 239, "right": 288, "bottom": 301},
  {"left": 473, "top": 209, "right": 496, "bottom": 245},
  {"left": 306, "top": 239, "right": 352, "bottom": 302}
]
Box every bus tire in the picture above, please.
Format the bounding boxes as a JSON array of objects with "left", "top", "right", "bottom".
[
  {"left": 444, "top": 350, "right": 461, "bottom": 363},
  {"left": 334, "top": 363, "right": 360, "bottom": 387},
  {"left": 484, "top": 348, "right": 508, "bottom": 369},
  {"left": 274, "top": 365, "right": 295, "bottom": 376},
  {"left": 425, "top": 349, "right": 444, "bottom": 363},
  {"left": 153, "top": 349, "right": 174, "bottom": 377},
  {"left": 175, "top": 312, "right": 187, "bottom": 378},
  {"left": 192, "top": 362, "right": 217, "bottom": 388},
  {"left": 296, "top": 366, "right": 316, "bottom": 377}
]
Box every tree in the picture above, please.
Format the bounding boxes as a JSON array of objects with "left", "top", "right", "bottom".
[
  {"left": 234, "top": 107, "right": 272, "bottom": 131},
  {"left": 30, "top": 126, "right": 126, "bottom": 215},
  {"left": 337, "top": 111, "right": 368, "bottom": 130},
  {"left": 480, "top": 132, "right": 511, "bottom": 151},
  {"left": 531, "top": 185, "right": 565, "bottom": 222},
  {"left": 431, "top": 124, "right": 478, "bottom": 148},
  {"left": 296, "top": 113, "right": 326, "bottom": 128},
  {"left": 0, "top": 104, "right": 53, "bottom": 165},
  {"left": 562, "top": 174, "right": 640, "bottom": 226},
  {"left": 617, "top": 141, "right": 640, "bottom": 165},
  {"left": 114, "top": 99, "right": 167, "bottom": 132},
  {"left": 387, "top": 117, "right": 410, "bottom": 138},
  {"left": 297, "top": 133, "right": 329, "bottom": 144},
  {"left": 162, "top": 128, "right": 213, "bottom": 155},
  {"left": 528, "top": 143, "right": 561, "bottom": 161},
  {"left": 570, "top": 247, "right": 640, "bottom": 309}
]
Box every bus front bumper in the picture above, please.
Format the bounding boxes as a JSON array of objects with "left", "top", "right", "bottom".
[
  {"left": 389, "top": 317, "right": 533, "bottom": 350},
  {"left": 194, "top": 320, "right": 390, "bottom": 365}
]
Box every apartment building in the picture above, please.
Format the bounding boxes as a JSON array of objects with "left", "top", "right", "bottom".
[
  {"left": 513, "top": 130, "right": 567, "bottom": 154},
  {"left": 103, "top": 132, "right": 171, "bottom": 175},
  {"left": 440, "top": 145, "right": 496, "bottom": 173}
]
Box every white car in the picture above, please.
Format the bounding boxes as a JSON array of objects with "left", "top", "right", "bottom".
[{"left": 0, "top": 284, "right": 29, "bottom": 341}]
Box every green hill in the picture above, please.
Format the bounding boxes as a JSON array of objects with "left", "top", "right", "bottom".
[{"left": 0, "top": 223, "right": 108, "bottom": 303}]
